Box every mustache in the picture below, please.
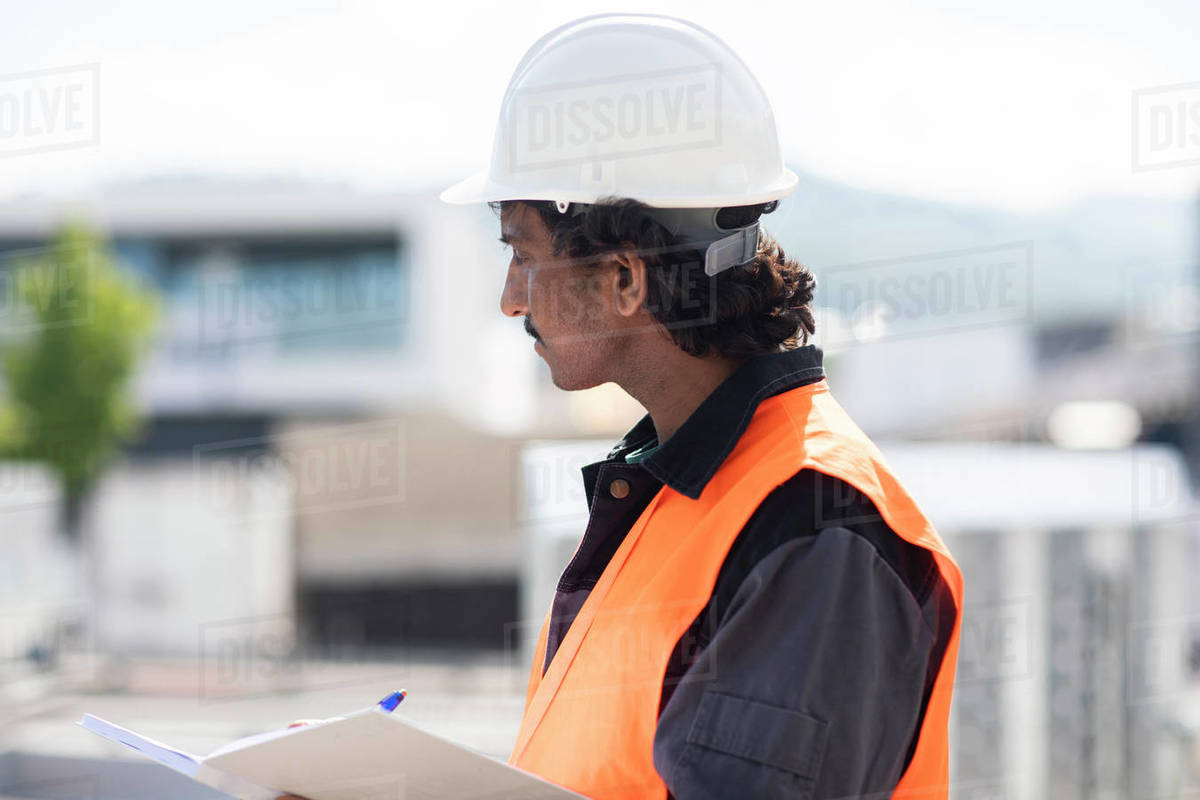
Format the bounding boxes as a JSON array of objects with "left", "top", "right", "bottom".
[{"left": 523, "top": 316, "right": 540, "bottom": 341}]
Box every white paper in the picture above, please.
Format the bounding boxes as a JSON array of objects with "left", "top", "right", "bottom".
[
  {"left": 77, "top": 707, "right": 584, "bottom": 800},
  {"left": 77, "top": 714, "right": 202, "bottom": 777}
]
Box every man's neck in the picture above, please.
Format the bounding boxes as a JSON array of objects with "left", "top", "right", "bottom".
[{"left": 617, "top": 346, "right": 747, "bottom": 445}]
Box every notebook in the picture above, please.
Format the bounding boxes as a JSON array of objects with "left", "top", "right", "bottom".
[{"left": 77, "top": 706, "right": 583, "bottom": 799}]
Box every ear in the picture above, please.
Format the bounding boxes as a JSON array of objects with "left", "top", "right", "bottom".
[{"left": 609, "top": 246, "right": 648, "bottom": 318}]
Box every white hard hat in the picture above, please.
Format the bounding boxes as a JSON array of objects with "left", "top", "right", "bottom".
[{"left": 440, "top": 13, "right": 798, "bottom": 210}]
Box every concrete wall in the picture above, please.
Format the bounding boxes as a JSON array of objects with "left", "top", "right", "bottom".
[
  {"left": 0, "top": 462, "right": 80, "bottom": 671},
  {"left": 281, "top": 412, "right": 523, "bottom": 584},
  {"left": 85, "top": 459, "right": 293, "bottom": 658}
]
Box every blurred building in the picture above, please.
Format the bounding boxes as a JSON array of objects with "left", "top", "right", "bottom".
[{"left": 0, "top": 179, "right": 644, "bottom": 661}]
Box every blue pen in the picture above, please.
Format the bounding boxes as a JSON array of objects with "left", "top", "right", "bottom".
[{"left": 377, "top": 690, "right": 407, "bottom": 712}]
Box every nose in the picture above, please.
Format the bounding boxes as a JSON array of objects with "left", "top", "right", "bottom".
[{"left": 499, "top": 259, "right": 528, "bottom": 318}]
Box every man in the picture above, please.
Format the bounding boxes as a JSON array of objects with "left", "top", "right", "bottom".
[{"left": 439, "top": 13, "right": 964, "bottom": 800}]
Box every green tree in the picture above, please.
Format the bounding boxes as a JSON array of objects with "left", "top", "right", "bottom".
[{"left": 0, "top": 223, "right": 159, "bottom": 541}]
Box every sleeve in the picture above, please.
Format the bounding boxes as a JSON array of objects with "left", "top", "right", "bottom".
[{"left": 652, "top": 525, "right": 939, "bottom": 800}]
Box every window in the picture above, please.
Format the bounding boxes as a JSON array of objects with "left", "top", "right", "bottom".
[{"left": 162, "top": 235, "right": 407, "bottom": 357}]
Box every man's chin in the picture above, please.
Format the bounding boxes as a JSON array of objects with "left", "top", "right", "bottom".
[
  {"left": 558, "top": 380, "right": 605, "bottom": 393},
  {"left": 544, "top": 356, "right": 601, "bottom": 392},
  {"left": 534, "top": 339, "right": 605, "bottom": 392},
  {"left": 550, "top": 373, "right": 596, "bottom": 391}
]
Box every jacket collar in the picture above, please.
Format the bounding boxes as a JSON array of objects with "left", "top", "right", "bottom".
[{"left": 605, "top": 345, "right": 826, "bottom": 500}]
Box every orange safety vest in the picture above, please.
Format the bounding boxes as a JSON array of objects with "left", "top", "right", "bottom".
[{"left": 511, "top": 379, "right": 965, "bottom": 799}]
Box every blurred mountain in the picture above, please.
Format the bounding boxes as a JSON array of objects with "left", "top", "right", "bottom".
[{"left": 768, "top": 169, "right": 1198, "bottom": 324}]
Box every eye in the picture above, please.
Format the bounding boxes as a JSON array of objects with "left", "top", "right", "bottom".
[{"left": 501, "top": 241, "right": 528, "bottom": 265}]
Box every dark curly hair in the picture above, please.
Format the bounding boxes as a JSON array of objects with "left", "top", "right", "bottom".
[{"left": 491, "top": 197, "right": 816, "bottom": 360}]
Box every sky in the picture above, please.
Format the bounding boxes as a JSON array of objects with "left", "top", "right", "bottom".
[{"left": 0, "top": 0, "right": 1197, "bottom": 212}]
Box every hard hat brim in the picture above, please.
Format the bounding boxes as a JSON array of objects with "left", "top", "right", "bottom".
[
  {"left": 439, "top": 170, "right": 495, "bottom": 205},
  {"left": 439, "top": 168, "right": 800, "bottom": 209}
]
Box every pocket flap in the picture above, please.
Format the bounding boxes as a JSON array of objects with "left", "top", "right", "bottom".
[{"left": 685, "top": 690, "right": 829, "bottom": 780}]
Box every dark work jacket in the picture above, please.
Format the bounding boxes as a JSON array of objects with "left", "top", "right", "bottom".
[{"left": 540, "top": 345, "right": 958, "bottom": 799}]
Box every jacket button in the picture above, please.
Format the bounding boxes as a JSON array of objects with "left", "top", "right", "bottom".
[{"left": 609, "top": 478, "right": 630, "bottom": 499}]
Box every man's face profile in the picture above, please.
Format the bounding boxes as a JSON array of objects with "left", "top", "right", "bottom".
[{"left": 498, "top": 202, "right": 626, "bottom": 392}]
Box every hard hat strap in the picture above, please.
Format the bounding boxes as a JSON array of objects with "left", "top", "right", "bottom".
[{"left": 703, "top": 221, "right": 760, "bottom": 276}]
